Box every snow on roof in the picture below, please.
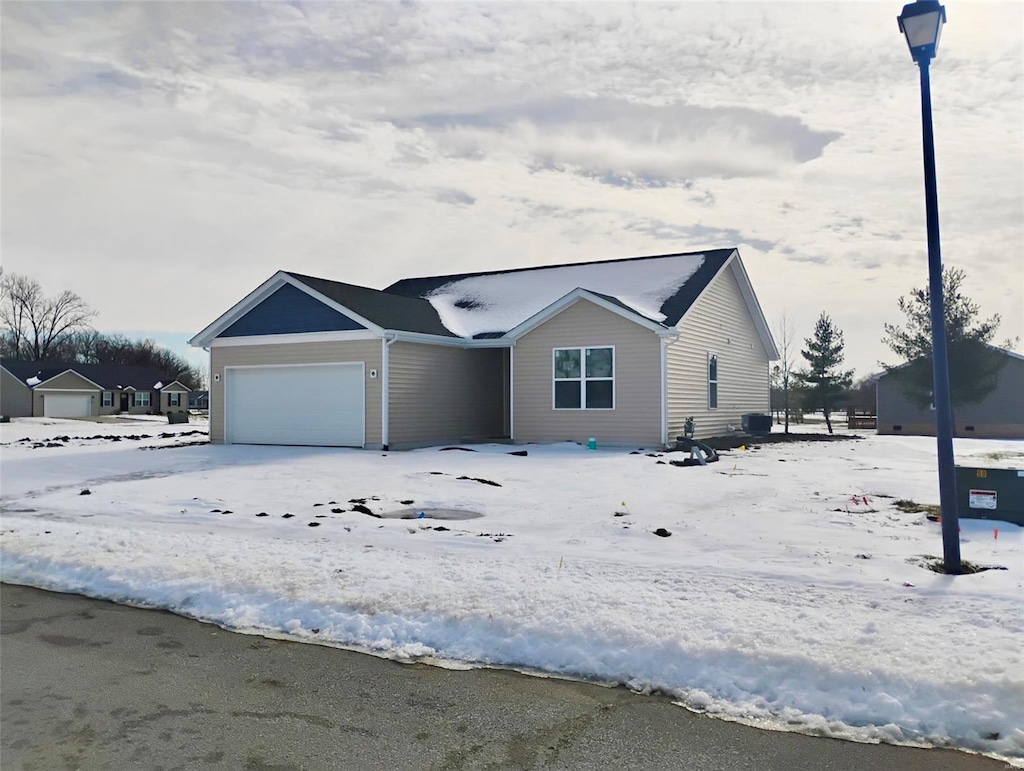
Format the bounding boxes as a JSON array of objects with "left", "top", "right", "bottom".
[
  {"left": 424, "top": 253, "right": 706, "bottom": 338},
  {"left": 26, "top": 375, "right": 41, "bottom": 386},
  {"left": 154, "top": 381, "right": 164, "bottom": 389}
]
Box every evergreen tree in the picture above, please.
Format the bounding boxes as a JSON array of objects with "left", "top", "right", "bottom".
[
  {"left": 796, "top": 313, "right": 853, "bottom": 434},
  {"left": 882, "top": 267, "right": 1014, "bottom": 410}
]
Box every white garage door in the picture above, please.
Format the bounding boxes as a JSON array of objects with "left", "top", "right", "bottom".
[
  {"left": 43, "top": 394, "right": 93, "bottom": 418},
  {"left": 226, "top": 363, "right": 365, "bottom": 447}
]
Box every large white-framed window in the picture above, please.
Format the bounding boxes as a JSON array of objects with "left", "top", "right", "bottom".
[
  {"left": 553, "top": 346, "right": 614, "bottom": 410},
  {"left": 708, "top": 354, "right": 719, "bottom": 410},
  {"left": 101, "top": 391, "right": 113, "bottom": 407},
  {"left": 168, "top": 392, "right": 182, "bottom": 407},
  {"left": 133, "top": 392, "right": 151, "bottom": 408}
]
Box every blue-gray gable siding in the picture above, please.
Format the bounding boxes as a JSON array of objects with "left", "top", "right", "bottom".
[{"left": 219, "top": 284, "right": 367, "bottom": 338}]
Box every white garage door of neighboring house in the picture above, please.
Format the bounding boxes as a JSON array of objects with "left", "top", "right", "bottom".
[
  {"left": 226, "top": 363, "right": 365, "bottom": 447},
  {"left": 43, "top": 394, "right": 93, "bottom": 418}
]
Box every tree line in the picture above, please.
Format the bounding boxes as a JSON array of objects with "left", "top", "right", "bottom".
[
  {"left": 774, "top": 267, "right": 1014, "bottom": 434},
  {"left": 0, "top": 271, "right": 206, "bottom": 390}
]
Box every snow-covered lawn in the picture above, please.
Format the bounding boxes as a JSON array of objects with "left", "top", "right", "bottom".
[{"left": 2, "top": 417, "right": 1022, "bottom": 762}]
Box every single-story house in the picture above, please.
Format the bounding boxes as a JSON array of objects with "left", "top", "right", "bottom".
[
  {"left": 0, "top": 359, "right": 191, "bottom": 419},
  {"left": 876, "top": 346, "right": 1024, "bottom": 439},
  {"left": 190, "top": 248, "right": 778, "bottom": 450},
  {"left": 189, "top": 390, "right": 210, "bottom": 411}
]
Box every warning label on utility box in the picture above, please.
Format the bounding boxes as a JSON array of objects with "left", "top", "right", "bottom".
[{"left": 969, "top": 490, "right": 998, "bottom": 510}]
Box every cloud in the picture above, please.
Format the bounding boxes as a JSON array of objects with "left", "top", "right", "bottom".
[
  {"left": 0, "top": 1, "right": 1020, "bottom": 378},
  {"left": 399, "top": 97, "right": 841, "bottom": 185}
]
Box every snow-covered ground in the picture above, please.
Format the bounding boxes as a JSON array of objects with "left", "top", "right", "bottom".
[{"left": 2, "top": 417, "right": 1022, "bottom": 763}]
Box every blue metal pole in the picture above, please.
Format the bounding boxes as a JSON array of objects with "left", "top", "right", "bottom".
[{"left": 917, "top": 58, "right": 961, "bottom": 574}]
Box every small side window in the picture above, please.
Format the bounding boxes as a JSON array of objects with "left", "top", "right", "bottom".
[{"left": 708, "top": 354, "right": 719, "bottom": 410}]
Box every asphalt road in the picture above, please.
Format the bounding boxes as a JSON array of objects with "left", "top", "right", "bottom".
[{"left": 0, "top": 583, "right": 1009, "bottom": 771}]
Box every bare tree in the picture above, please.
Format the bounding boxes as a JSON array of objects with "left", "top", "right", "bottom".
[
  {"left": 775, "top": 311, "right": 797, "bottom": 434},
  {"left": 0, "top": 273, "right": 96, "bottom": 360}
]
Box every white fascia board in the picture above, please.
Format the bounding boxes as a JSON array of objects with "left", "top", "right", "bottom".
[
  {"left": 33, "top": 369, "right": 105, "bottom": 391},
  {"left": 190, "top": 272, "right": 290, "bottom": 348},
  {"left": 210, "top": 330, "right": 381, "bottom": 347},
  {"left": 189, "top": 271, "right": 385, "bottom": 348},
  {"left": 504, "top": 288, "right": 669, "bottom": 341},
  {"left": 159, "top": 380, "right": 191, "bottom": 392},
  {"left": 387, "top": 330, "right": 511, "bottom": 348},
  {"left": 728, "top": 256, "right": 779, "bottom": 360}
]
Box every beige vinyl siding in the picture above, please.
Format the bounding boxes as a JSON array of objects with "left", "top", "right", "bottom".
[
  {"left": 33, "top": 371, "right": 101, "bottom": 417},
  {"left": 99, "top": 389, "right": 119, "bottom": 416},
  {"left": 1, "top": 368, "right": 33, "bottom": 417},
  {"left": 666, "top": 264, "right": 770, "bottom": 440},
  {"left": 514, "top": 299, "right": 661, "bottom": 446},
  {"left": 210, "top": 339, "right": 383, "bottom": 446},
  {"left": 126, "top": 391, "right": 157, "bottom": 414},
  {"left": 387, "top": 342, "right": 505, "bottom": 448},
  {"left": 161, "top": 383, "right": 190, "bottom": 414}
]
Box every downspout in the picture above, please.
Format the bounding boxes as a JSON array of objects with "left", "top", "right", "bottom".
[
  {"left": 660, "top": 331, "right": 679, "bottom": 449},
  {"left": 509, "top": 341, "right": 515, "bottom": 442},
  {"left": 382, "top": 335, "right": 397, "bottom": 450},
  {"left": 203, "top": 346, "right": 216, "bottom": 441},
  {"left": 660, "top": 338, "right": 668, "bottom": 448}
]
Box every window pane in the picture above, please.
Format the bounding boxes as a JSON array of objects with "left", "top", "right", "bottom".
[
  {"left": 708, "top": 355, "right": 717, "bottom": 381},
  {"left": 554, "top": 349, "right": 580, "bottom": 379},
  {"left": 709, "top": 382, "right": 718, "bottom": 409},
  {"left": 585, "top": 347, "right": 613, "bottom": 378},
  {"left": 586, "top": 380, "right": 613, "bottom": 409},
  {"left": 555, "top": 380, "right": 581, "bottom": 408}
]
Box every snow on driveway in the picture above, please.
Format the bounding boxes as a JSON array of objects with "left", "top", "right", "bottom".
[{"left": 1, "top": 418, "right": 1022, "bottom": 762}]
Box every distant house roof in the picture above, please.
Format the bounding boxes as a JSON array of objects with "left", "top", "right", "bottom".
[
  {"left": 0, "top": 359, "right": 184, "bottom": 390},
  {"left": 873, "top": 344, "right": 1024, "bottom": 380}
]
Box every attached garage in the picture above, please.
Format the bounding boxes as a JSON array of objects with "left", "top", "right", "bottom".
[
  {"left": 43, "top": 393, "right": 93, "bottom": 418},
  {"left": 225, "top": 363, "right": 365, "bottom": 447}
]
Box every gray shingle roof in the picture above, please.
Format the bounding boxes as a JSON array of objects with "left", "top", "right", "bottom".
[
  {"left": 1, "top": 359, "right": 183, "bottom": 390},
  {"left": 284, "top": 272, "right": 458, "bottom": 337},
  {"left": 384, "top": 248, "right": 735, "bottom": 330}
]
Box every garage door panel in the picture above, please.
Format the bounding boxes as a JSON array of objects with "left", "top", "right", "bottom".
[
  {"left": 43, "top": 394, "right": 93, "bottom": 418},
  {"left": 227, "top": 364, "right": 364, "bottom": 447}
]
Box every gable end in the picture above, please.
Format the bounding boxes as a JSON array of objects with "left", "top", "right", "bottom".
[{"left": 218, "top": 283, "right": 367, "bottom": 339}]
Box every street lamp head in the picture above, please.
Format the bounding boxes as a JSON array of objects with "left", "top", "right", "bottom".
[{"left": 898, "top": 0, "right": 946, "bottom": 64}]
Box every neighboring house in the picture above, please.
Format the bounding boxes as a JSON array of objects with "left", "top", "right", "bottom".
[
  {"left": 189, "top": 391, "right": 210, "bottom": 411},
  {"left": 876, "top": 347, "right": 1024, "bottom": 439},
  {"left": 191, "top": 249, "right": 778, "bottom": 450},
  {"left": 0, "top": 359, "right": 191, "bottom": 418},
  {"left": 1, "top": 363, "right": 35, "bottom": 418}
]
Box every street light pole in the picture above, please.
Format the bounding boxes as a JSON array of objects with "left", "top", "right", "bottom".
[{"left": 898, "top": 0, "right": 960, "bottom": 574}]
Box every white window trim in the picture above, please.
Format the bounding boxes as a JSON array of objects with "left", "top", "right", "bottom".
[
  {"left": 708, "top": 353, "right": 719, "bottom": 410},
  {"left": 552, "top": 346, "right": 615, "bottom": 411},
  {"left": 101, "top": 391, "right": 114, "bottom": 407},
  {"left": 168, "top": 393, "right": 181, "bottom": 407},
  {"left": 134, "top": 392, "right": 151, "bottom": 408}
]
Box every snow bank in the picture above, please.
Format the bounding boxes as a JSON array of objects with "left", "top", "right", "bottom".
[{"left": 2, "top": 426, "right": 1022, "bottom": 762}]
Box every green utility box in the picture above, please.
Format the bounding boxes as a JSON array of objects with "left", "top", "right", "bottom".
[
  {"left": 167, "top": 411, "right": 190, "bottom": 425},
  {"left": 955, "top": 466, "right": 1024, "bottom": 527}
]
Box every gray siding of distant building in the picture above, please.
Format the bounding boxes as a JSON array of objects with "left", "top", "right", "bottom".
[
  {"left": 1, "top": 367, "right": 33, "bottom": 417},
  {"left": 877, "top": 353, "right": 1024, "bottom": 439}
]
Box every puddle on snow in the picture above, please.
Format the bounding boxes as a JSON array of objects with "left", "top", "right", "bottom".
[{"left": 378, "top": 508, "right": 483, "bottom": 521}]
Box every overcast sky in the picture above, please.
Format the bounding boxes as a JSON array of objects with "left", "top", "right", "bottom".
[{"left": 3, "top": 1, "right": 1021, "bottom": 377}]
